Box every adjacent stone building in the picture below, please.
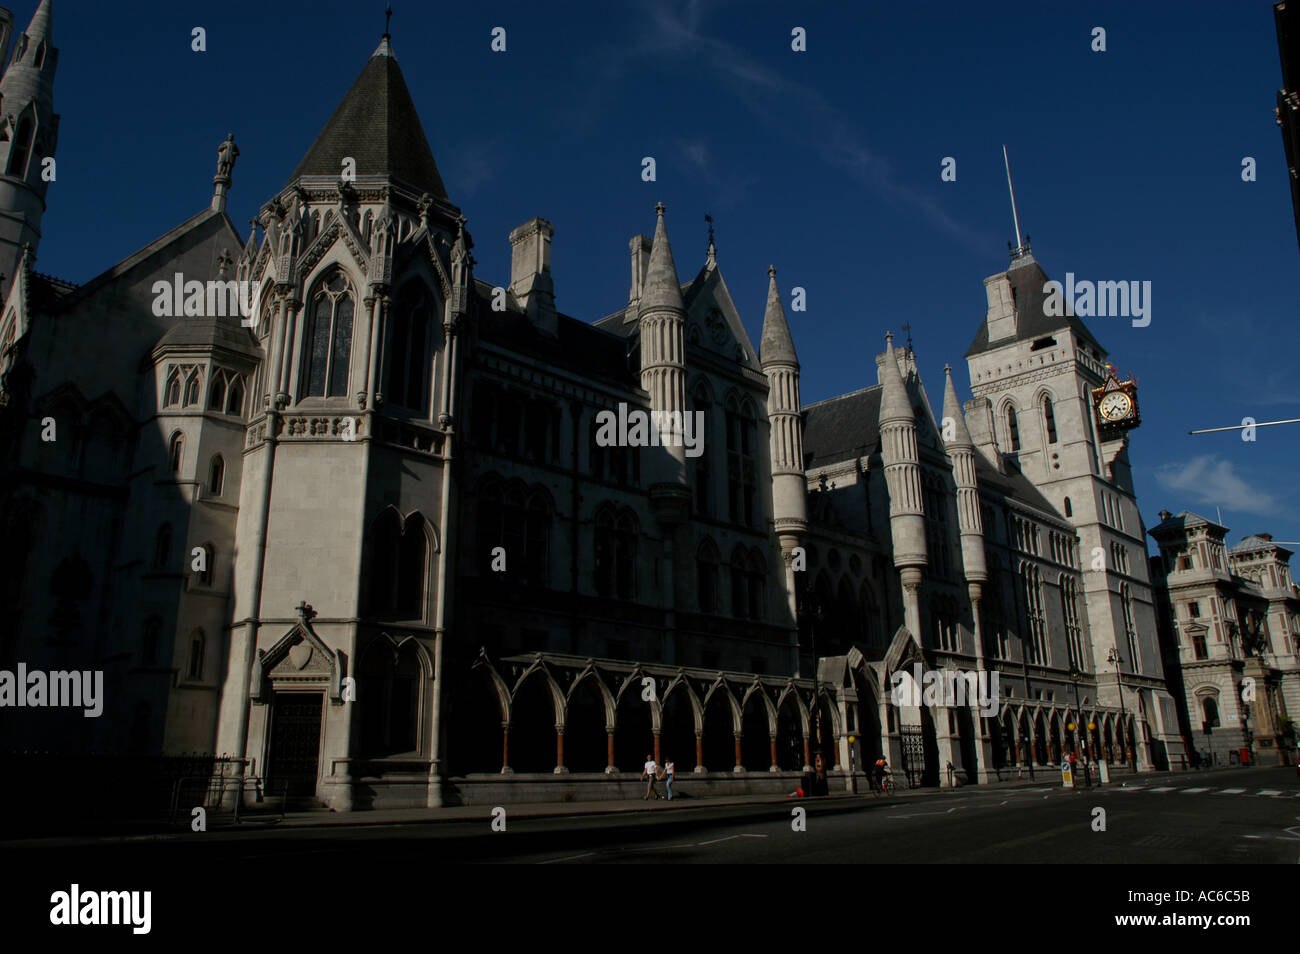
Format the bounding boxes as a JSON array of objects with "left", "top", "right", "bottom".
[
  {"left": 0, "top": 6, "right": 1189, "bottom": 811},
  {"left": 1150, "top": 513, "right": 1300, "bottom": 765}
]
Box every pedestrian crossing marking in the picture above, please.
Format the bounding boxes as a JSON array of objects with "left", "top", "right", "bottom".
[
  {"left": 1148, "top": 786, "right": 1177, "bottom": 792},
  {"left": 1180, "top": 787, "right": 1211, "bottom": 793},
  {"left": 1258, "top": 789, "right": 1283, "bottom": 796},
  {"left": 1216, "top": 788, "right": 1247, "bottom": 795}
]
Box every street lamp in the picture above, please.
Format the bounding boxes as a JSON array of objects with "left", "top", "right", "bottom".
[
  {"left": 1107, "top": 647, "right": 1130, "bottom": 768},
  {"left": 1068, "top": 666, "right": 1091, "bottom": 787},
  {"left": 799, "top": 581, "right": 827, "bottom": 785}
]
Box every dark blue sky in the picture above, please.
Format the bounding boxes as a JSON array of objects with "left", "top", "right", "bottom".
[{"left": 33, "top": 0, "right": 1300, "bottom": 552}]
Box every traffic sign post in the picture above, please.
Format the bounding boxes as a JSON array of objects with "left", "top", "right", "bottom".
[{"left": 1061, "top": 760, "right": 1074, "bottom": 789}]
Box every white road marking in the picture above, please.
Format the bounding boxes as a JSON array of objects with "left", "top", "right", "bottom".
[
  {"left": 539, "top": 851, "right": 598, "bottom": 864},
  {"left": 1258, "top": 790, "right": 1283, "bottom": 796},
  {"left": 1148, "top": 786, "right": 1177, "bottom": 792},
  {"left": 1216, "top": 788, "right": 1247, "bottom": 795},
  {"left": 696, "top": 835, "right": 741, "bottom": 846},
  {"left": 888, "top": 806, "right": 961, "bottom": 819},
  {"left": 1181, "top": 787, "right": 1211, "bottom": 794}
]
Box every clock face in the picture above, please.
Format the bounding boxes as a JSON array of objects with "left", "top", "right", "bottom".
[{"left": 1098, "top": 391, "right": 1133, "bottom": 423}]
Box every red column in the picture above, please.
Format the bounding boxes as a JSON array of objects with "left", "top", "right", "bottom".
[
  {"left": 802, "top": 735, "right": 811, "bottom": 768},
  {"left": 606, "top": 731, "right": 616, "bottom": 771},
  {"left": 769, "top": 738, "right": 778, "bottom": 771},
  {"left": 653, "top": 732, "right": 661, "bottom": 764},
  {"left": 502, "top": 725, "right": 510, "bottom": 772},
  {"left": 556, "top": 728, "right": 565, "bottom": 770},
  {"left": 695, "top": 734, "right": 703, "bottom": 771},
  {"left": 733, "top": 736, "right": 743, "bottom": 770}
]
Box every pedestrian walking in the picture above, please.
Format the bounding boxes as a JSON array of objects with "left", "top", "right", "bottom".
[
  {"left": 641, "top": 754, "right": 661, "bottom": 800},
  {"left": 663, "top": 757, "right": 675, "bottom": 800}
]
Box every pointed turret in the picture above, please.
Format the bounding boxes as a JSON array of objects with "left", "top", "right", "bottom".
[
  {"left": 760, "top": 266, "right": 798, "bottom": 369},
  {"left": 761, "top": 266, "right": 808, "bottom": 654},
  {"left": 638, "top": 203, "right": 689, "bottom": 497},
  {"left": 878, "top": 332, "right": 914, "bottom": 425},
  {"left": 0, "top": 0, "right": 58, "bottom": 299},
  {"left": 941, "top": 364, "right": 974, "bottom": 449},
  {"left": 287, "top": 33, "right": 447, "bottom": 199},
  {"left": 877, "top": 332, "right": 926, "bottom": 636},
  {"left": 639, "top": 203, "right": 686, "bottom": 313}
]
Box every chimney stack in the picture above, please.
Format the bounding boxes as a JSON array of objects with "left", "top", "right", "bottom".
[{"left": 508, "top": 217, "right": 556, "bottom": 336}]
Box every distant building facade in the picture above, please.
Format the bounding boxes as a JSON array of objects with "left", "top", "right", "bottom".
[
  {"left": 0, "top": 6, "right": 1189, "bottom": 810},
  {"left": 1150, "top": 513, "right": 1300, "bottom": 765}
]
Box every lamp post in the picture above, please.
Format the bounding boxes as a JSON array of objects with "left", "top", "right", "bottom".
[
  {"left": 799, "top": 581, "right": 827, "bottom": 787},
  {"left": 1107, "top": 647, "right": 1129, "bottom": 768},
  {"left": 1068, "top": 667, "right": 1091, "bottom": 786}
]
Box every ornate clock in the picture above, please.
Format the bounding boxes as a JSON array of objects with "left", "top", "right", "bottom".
[{"left": 1092, "top": 368, "right": 1140, "bottom": 434}]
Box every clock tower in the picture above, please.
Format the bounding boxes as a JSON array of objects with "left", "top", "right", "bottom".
[{"left": 962, "top": 242, "right": 1170, "bottom": 767}]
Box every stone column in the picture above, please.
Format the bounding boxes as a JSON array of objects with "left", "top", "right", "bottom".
[
  {"left": 501, "top": 724, "right": 512, "bottom": 775},
  {"left": 733, "top": 736, "right": 744, "bottom": 773},
  {"left": 769, "top": 737, "right": 779, "bottom": 773},
  {"left": 653, "top": 731, "right": 661, "bottom": 765},
  {"left": 605, "top": 730, "right": 616, "bottom": 775},
  {"left": 802, "top": 734, "right": 812, "bottom": 773},
  {"left": 694, "top": 733, "right": 705, "bottom": 774},
  {"left": 554, "top": 726, "right": 567, "bottom": 774}
]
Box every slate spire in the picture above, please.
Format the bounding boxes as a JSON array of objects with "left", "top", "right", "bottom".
[
  {"left": 878, "top": 332, "right": 913, "bottom": 424},
  {"left": 288, "top": 31, "right": 447, "bottom": 198},
  {"left": 941, "top": 364, "right": 974, "bottom": 449}
]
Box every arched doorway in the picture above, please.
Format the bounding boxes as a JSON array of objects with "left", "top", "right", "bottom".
[{"left": 447, "top": 666, "right": 506, "bottom": 775}]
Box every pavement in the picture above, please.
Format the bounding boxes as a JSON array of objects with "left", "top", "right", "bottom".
[{"left": 5, "top": 761, "right": 1293, "bottom": 847}]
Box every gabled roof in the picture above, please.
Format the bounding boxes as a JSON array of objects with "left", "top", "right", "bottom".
[
  {"left": 965, "top": 253, "right": 1105, "bottom": 358},
  {"left": 154, "top": 316, "right": 258, "bottom": 359},
  {"left": 288, "top": 37, "right": 448, "bottom": 199},
  {"left": 801, "top": 386, "right": 882, "bottom": 468}
]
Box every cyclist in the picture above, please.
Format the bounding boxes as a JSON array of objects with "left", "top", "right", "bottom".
[{"left": 873, "top": 757, "right": 888, "bottom": 792}]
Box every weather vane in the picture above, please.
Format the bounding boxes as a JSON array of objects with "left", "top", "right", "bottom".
[
  {"left": 902, "top": 323, "right": 913, "bottom": 351},
  {"left": 705, "top": 212, "right": 714, "bottom": 245},
  {"left": 385, "top": 4, "right": 393, "bottom": 37}
]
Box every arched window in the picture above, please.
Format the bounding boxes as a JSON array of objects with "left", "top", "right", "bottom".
[
  {"left": 141, "top": 615, "right": 161, "bottom": 664},
  {"left": 1064, "top": 496, "right": 1073, "bottom": 518},
  {"left": 226, "top": 375, "right": 244, "bottom": 417},
  {"left": 165, "top": 370, "right": 181, "bottom": 408},
  {"left": 368, "top": 509, "right": 430, "bottom": 619},
  {"left": 198, "top": 544, "right": 215, "bottom": 586},
  {"left": 154, "top": 523, "right": 172, "bottom": 569},
  {"left": 1005, "top": 404, "right": 1021, "bottom": 452},
  {"left": 730, "top": 546, "right": 748, "bottom": 617},
  {"left": 594, "top": 507, "right": 615, "bottom": 597},
  {"left": 615, "top": 510, "right": 637, "bottom": 599},
  {"left": 389, "top": 284, "right": 432, "bottom": 413},
  {"left": 359, "top": 640, "right": 422, "bottom": 758},
  {"left": 184, "top": 371, "right": 201, "bottom": 407},
  {"left": 1061, "top": 574, "right": 1083, "bottom": 670},
  {"left": 693, "top": 383, "right": 712, "bottom": 517},
  {"left": 524, "top": 492, "right": 551, "bottom": 585},
  {"left": 725, "top": 396, "right": 757, "bottom": 526},
  {"left": 210, "top": 372, "right": 227, "bottom": 411},
  {"left": 168, "top": 431, "right": 184, "bottom": 473},
  {"left": 303, "top": 270, "right": 355, "bottom": 398},
  {"left": 747, "top": 551, "right": 767, "bottom": 621},
  {"left": 1201, "top": 696, "right": 1220, "bottom": 728},
  {"left": 396, "top": 520, "right": 427, "bottom": 617},
  {"left": 187, "top": 629, "right": 206, "bottom": 680},
  {"left": 697, "top": 538, "right": 719, "bottom": 614},
  {"left": 7, "top": 115, "right": 32, "bottom": 177},
  {"left": 1042, "top": 395, "right": 1058, "bottom": 444},
  {"left": 208, "top": 455, "right": 224, "bottom": 496}
]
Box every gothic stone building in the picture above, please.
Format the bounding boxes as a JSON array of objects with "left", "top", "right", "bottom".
[
  {"left": 1150, "top": 513, "right": 1300, "bottom": 766},
  {"left": 0, "top": 8, "right": 1187, "bottom": 810}
]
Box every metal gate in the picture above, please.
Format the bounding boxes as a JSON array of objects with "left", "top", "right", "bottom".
[
  {"left": 268, "top": 693, "right": 323, "bottom": 798},
  {"left": 899, "top": 725, "right": 925, "bottom": 788}
]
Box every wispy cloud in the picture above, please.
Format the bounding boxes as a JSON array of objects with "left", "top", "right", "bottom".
[
  {"left": 1154, "top": 454, "right": 1280, "bottom": 516},
  {"left": 639, "top": 2, "right": 983, "bottom": 248}
]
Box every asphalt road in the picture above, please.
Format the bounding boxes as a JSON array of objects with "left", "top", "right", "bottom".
[{"left": 8, "top": 765, "right": 1299, "bottom": 865}]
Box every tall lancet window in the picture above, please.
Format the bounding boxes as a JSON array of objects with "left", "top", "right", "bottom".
[
  {"left": 389, "top": 283, "right": 432, "bottom": 413},
  {"left": 304, "top": 270, "right": 355, "bottom": 398},
  {"left": 7, "top": 115, "right": 32, "bottom": 177},
  {"left": 1042, "top": 396, "right": 1058, "bottom": 444},
  {"left": 1005, "top": 404, "right": 1021, "bottom": 452}
]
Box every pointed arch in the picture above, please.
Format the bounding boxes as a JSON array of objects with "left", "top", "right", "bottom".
[{"left": 302, "top": 267, "right": 356, "bottom": 398}]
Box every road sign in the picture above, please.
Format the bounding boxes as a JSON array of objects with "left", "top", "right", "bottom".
[{"left": 1062, "top": 761, "right": 1074, "bottom": 789}]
